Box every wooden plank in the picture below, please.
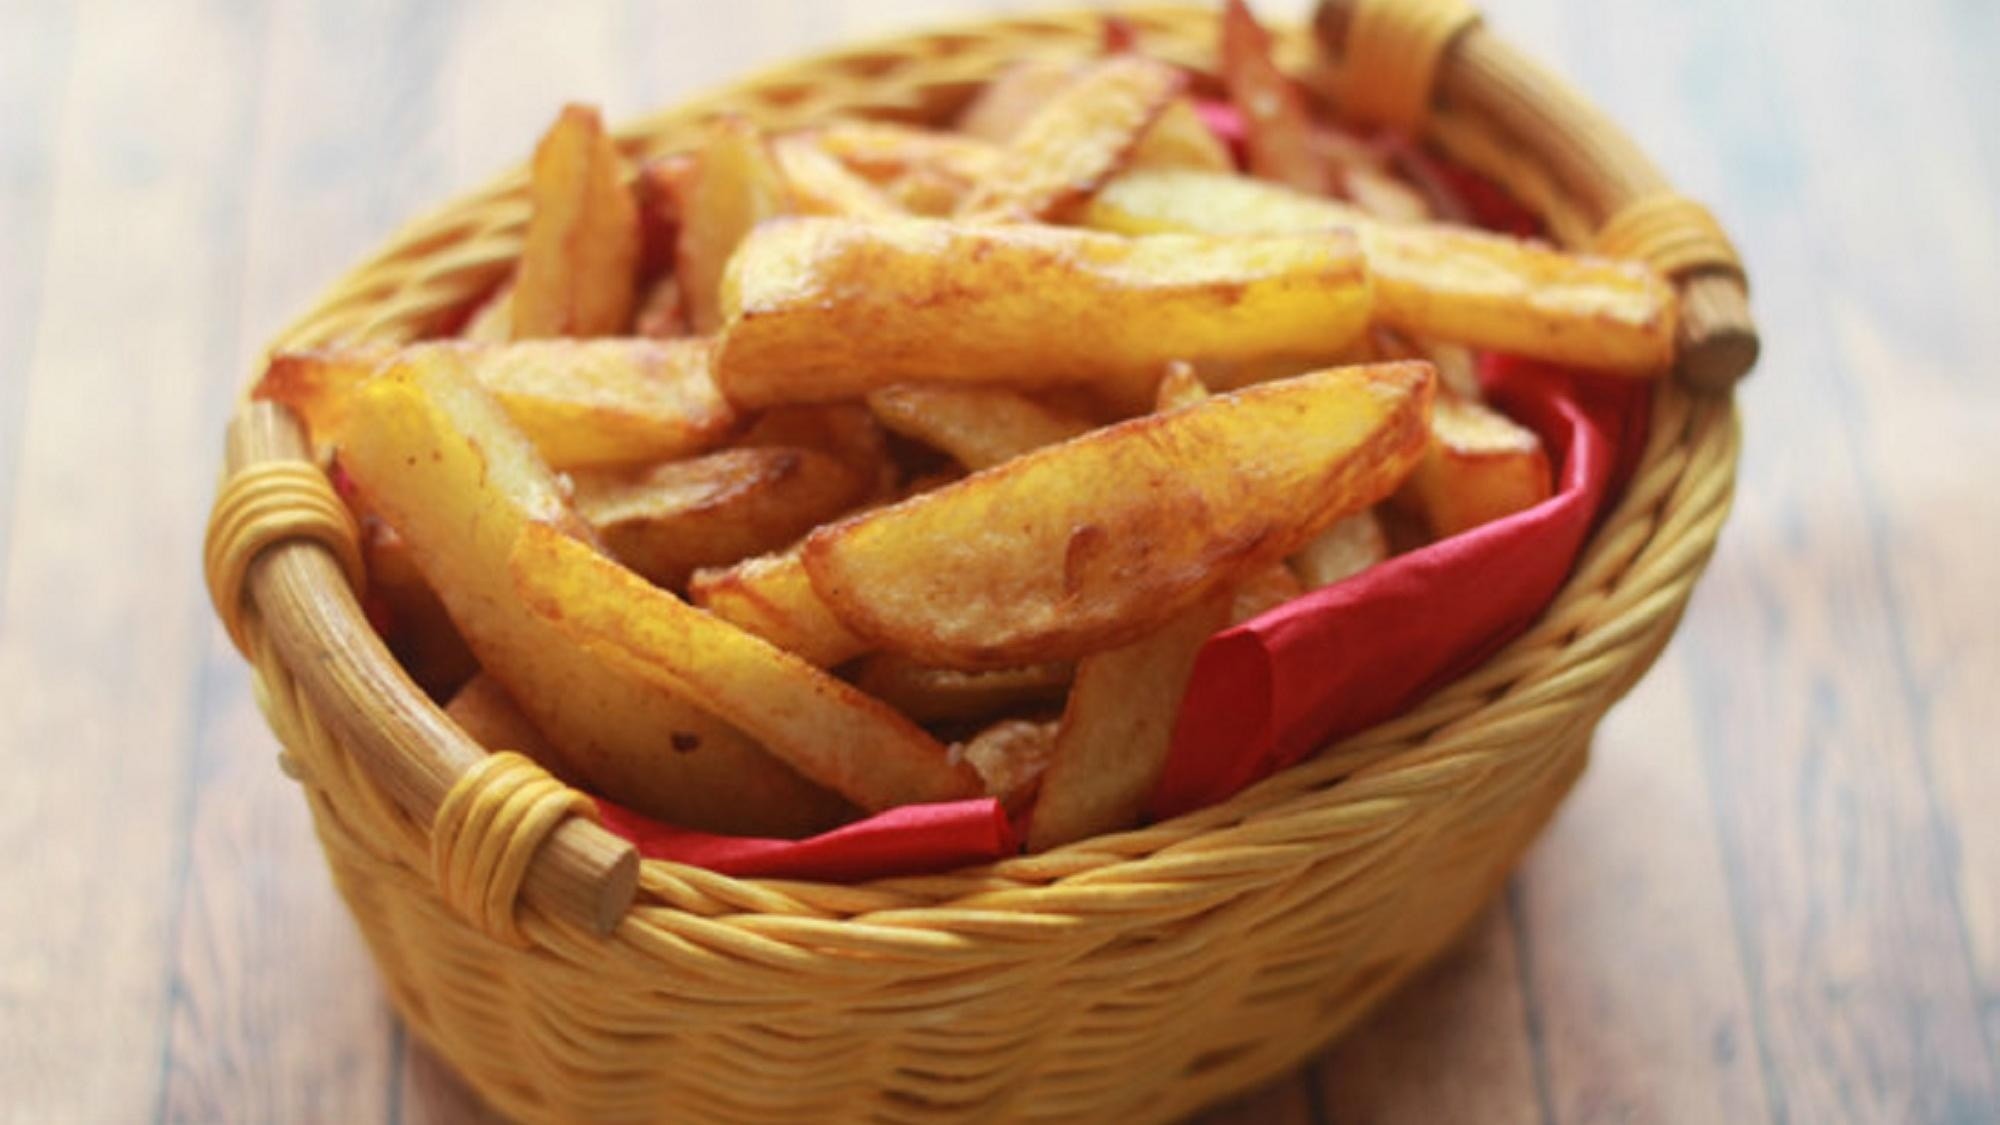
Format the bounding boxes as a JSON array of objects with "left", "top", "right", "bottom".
[
  {"left": 1517, "top": 659, "right": 1773, "bottom": 1124},
  {"left": 1310, "top": 902, "right": 1543, "bottom": 1124},
  {"left": 1762, "top": 0, "right": 2000, "bottom": 1077},
  {"left": 0, "top": 0, "right": 264, "bottom": 1118},
  {"left": 157, "top": 0, "right": 458, "bottom": 1119},
  {"left": 399, "top": 1032, "right": 511, "bottom": 1125}
]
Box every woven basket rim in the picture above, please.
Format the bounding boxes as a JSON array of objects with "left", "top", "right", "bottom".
[{"left": 227, "top": 3, "right": 1744, "bottom": 927}]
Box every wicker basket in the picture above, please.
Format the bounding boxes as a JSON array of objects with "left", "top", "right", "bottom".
[{"left": 203, "top": 2, "right": 1752, "bottom": 1120}]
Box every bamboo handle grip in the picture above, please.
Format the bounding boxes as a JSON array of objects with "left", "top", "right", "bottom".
[
  {"left": 222, "top": 403, "right": 638, "bottom": 935},
  {"left": 1315, "top": 0, "right": 1759, "bottom": 391}
]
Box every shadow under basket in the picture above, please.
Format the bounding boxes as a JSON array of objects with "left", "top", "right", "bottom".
[{"left": 202, "top": 2, "right": 1752, "bottom": 1121}]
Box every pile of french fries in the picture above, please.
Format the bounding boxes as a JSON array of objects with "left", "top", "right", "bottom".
[{"left": 259, "top": 1, "right": 1675, "bottom": 851}]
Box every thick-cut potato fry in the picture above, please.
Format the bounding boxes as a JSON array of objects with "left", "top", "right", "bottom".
[
  {"left": 511, "top": 524, "right": 980, "bottom": 811},
  {"left": 1231, "top": 564, "right": 1304, "bottom": 624},
  {"left": 1129, "top": 98, "right": 1235, "bottom": 173},
  {"left": 1154, "top": 360, "right": 1210, "bottom": 411},
  {"left": 338, "top": 350, "right": 849, "bottom": 836},
  {"left": 445, "top": 673, "right": 572, "bottom": 778},
  {"left": 1027, "top": 592, "right": 1231, "bottom": 849},
  {"left": 361, "top": 520, "right": 478, "bottom": 700},
  {"left": 634, "top": 275, "right": 688, "bottom": 338},
  {"left": 738, "top": 402, "right": 896, "bottom": 499},
  {"left": 811, "top": 120, "right": 1001, "bottom": 186},
  {"left": 956, "top": 59, "right": 1077, "bottom": 142},
  {"left": 1289, "top": 508, "right": 1389, "bottom": 588},
  {"left": 715, "top": 217, "right": 1372, "bottom": 410},
  {"left": 572, "top": 446, "right": 871, "bottom": 589},
  {"left": 1395, "top": 393, "right": 1554, "bottom": 537},
  {"left": 688, "top": 546, "right": 870, "bottom": 669},
  {"left": 772, "top": 135, "right": 902, "bottom": 218},
  {"left": 462, "top": 278, "right": 515, "bottom": 342},
  {"left": 512, "top": 104, "right": 639, "bottom": 339},
  {"left": 1220, "top": 0, "right": 1327, "bottom": 193},
  {"left": 865, "top": 385, "right": 1092, "bottom": 471},
  {"left": 853, "top": 655, "right": 1071, "bottom": 724},
  {"left": 1088, "top": 170, "right": 1678, "bottom": 374},
  {"left": 257, "top": 339, "right": 738, "bottom": 470},
  {"left": 956, "top": 719, "right": 1060, "bottom": 813},
  {"left": 959, "top": 55, "right": 1184, "bottom": 220},
  {"left": 802, "top": 363, "right": 1435, "bottom": 669},
  {"left": 675, "top": 117, "right": 794, "bottom": 333}
]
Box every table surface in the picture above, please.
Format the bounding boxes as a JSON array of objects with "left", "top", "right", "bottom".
[{"left": 3, "top": 0, "right": 1997, "bottom": 1121}]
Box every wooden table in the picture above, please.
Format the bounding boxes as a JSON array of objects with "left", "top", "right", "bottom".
[{"left": 2, "top": 0, "right": 1995, "bottom": 1120}]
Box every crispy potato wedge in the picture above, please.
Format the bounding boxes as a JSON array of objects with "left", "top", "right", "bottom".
[
  {"left": 801, "top": 362, "right": 1435, "bottom": 669},
  {"left": 773, "top": 134, "right": 902, "bottom": 218},
  {"left": 511, "top": 524, "right": 980, "bottom": 811},
  {"left": 257, "top": 339, "right": 737, "bottom": 470},
  {"left": 675, "top": 117, "right": 794, "bottom": 333},
  {"left": 715, "top": 217, "right": 1372, "bottom": 410},
  {"left": 959, "top": 55, "right": 1184, "bottom": 220},
  {"left": 957, "top": 59, "right": 1078, "bottom": 141},
  {"left": 955, "top": 719, "right": 1060, "bottom": 813},
  {"left": 1289, "top": 508, "right": 1389, "bottom": 588},
  {"left": 1027, "top": 592, "right": 1231, "bottom": 849},
  {"left": 865, "top": 385, "right": 1092, "bottom": 471},
  {"left": 361, "top": 520, "right": 478, "bottom": 700},
  {"left": 1220, "top": 0, "right": 1327, "bottom": 193},
  {"left": 738, "top": 402, "right": 897, "bottom": 499},
  {"left": 512, "top": 104, "right": 639, "bottom": 339},
  {"left": 462, "top": 278, "right": 516, "bottom": 342},
  {"left": 688, "top": 546, "right": 870, "bottom": 669},
  {"left": 572, "top": 446, "right": 872, "bottom": 589},
  {"left": 1154, "top": 360, "right": 1210, "bottom": 411},
  {"left": 1231, "top": 563, "right": 1304, "bottom": 624},
  {"left": 1088, "top": 169, "right": 1678, "bottom": 375},
  {"left": 445, "top": 673, "right": 572, "bottom": 777},
  {"left": 853, "top": 655, "right": 1071, "bottom": 724},
  {"left": 338, "top": 350, "right": 850, "bottom": 836},
  {"left": 1395, "top": 393, "right": 1555, "bottom": 537},
  {"left": 811, "top": 120, "right": 1000, "bottom": 186},
  {"left": 1130, "top": 98, "right": 1235, "bottom": 173}
]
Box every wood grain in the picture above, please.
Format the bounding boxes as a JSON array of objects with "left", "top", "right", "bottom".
[{"left": 2, "top": 1, "right": 1997, "bottom": 1122}]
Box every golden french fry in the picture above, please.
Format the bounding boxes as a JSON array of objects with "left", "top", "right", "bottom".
[
  {"left": 445, "top": 673, "right": 573, "bottom": 779},
  {"left": 960, "top": 55, "right": 1184, "bottom": 220},
  {"left": 1230, "top": 563, "right": 1304, "bottom": 624},
  {"left": 1220, "top": 0, "right": 1327, "bottom": 193},
  {"left": 715, "top": 217, "right": 1372, "bottom": 410},
  {"left": 1027, "top": 592, "right": 1231, "bottom": 849},
  {"left": 1395, "top": 393, "right": 1555, "bottom": 537},
  {"left": 1154, "top": 360, "right": 1210, "bottom": 411},
  {"left": 511, "top": 523, "right": 980, "bottom": 811},
  {"left": 572, "top": 446, "right": 872, "bottom": 589},
  {"left": 810, "top": 120, "right": 1000, "bottom": 188},
  {"left": 801, "top": 363, "right": 1434, "bottom": 669},
  {"left": 461, "top": 278, "right": 516, "bottom": 342},
  {"left": 738, "top": 402, "right": 897, "bottom": 499},
  {"left": 865, "top": 385, "right": 1092, "bottom": 471},
  {"left": 1289, "top": 508, "right": 1389, "bottom": 588},
  {"left": 853, "top": 655, "right": 1071, "bottom": 724},
  {"left": 772, "top": 134, "right": 903, "bottom": 218},
  {"left": 362, "top": 520, "right": 478, "bottom": 700},
  {"left": 256, "top": 338, "right": 738, "bottom": 470},
  {"left": 688, "top": 546, "right": 869, "bottom": 669},
  {"left": 955, "top": 719, "right": 1061, "bottom": 813},
  {"left": 957, "top": 59, "right": 1078, "bottom": 141},
  {"left": 675, "top": 117, "right": 793, "bottom": 333},
  {"left": 512, "top": 104, "right": 639, "bottom": 339},
  {"left": 1129, "top": 98, "right": 1235, "bottom": 173},
  {"left": 338, "top": 349, "right": 849, "bottom": 836},
  {"left": 1089, "top": 169, "right": 1678, "bottom": 375}
]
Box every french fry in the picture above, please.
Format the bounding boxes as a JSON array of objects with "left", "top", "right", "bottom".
[
  {"left": 772, "top": 134, "right": 903, "bottom": 218},
  {"left": 1231, "top": 563, "right": 1304, "bottom": 624},
  {"left": 1395, "top": 393, "right": 1554, "bottom": 537},
  {"left": 853, "top": 655, "right": 1071, "bottom": 724},
  {"left": 688, "top": 546, "right": 870, "bottom": 669},
  {"left": 959, "top": 56, "right": 1185, "bottom": 220},
  {"left": 810, "top": 119, "right": 999, "bottom": 195},
  {"left": 256, "top": 338, "right": 738, "bottom": 470},
  {"left": 801, "top": 363, "right": 1435, "bottom": 669},
  {"left": 572, "top": 446, "right": 872, "bottom": 589},
  {"left": 338, "top": 349, "right": 850, "bottom": 836},
  {"left": 865, "top": 385, "right": 1092, "bottom": 471},
  {"left": 715, "top": 217, "right": 1373, "bottom": 410},
  {"left": 957, "top": 59, "right": 1077, "bottom": 142},
  {"left": 512, "top": 104, "right": 639, "bottom": 339},
  {"left": 738, "top": 402, "right": 897, "bottom": 499},
  {"left": 1027, "top": 591, "right": 1231, "bottom": 849},
  {"left": 1154, "top": 360, "right": 1210, "bottom": 411},
  {"left": 1219, "top": 0, "right": 1328, "bottom": 193},
  {"left": 445, "top": 673, "right": 573, "bottom": 779},
  {"left": 462, "top": 278, "right": 516, "bottom": 342},
  {"left": 955, "top": 719, "right": 1061, "bottom": 813},
  {"left": 1129, "top": 98, "right": 1235, "bottom": 173},
  {"left": 361, "top": 520, "right": 478, "bottom": 700},
  {"left": 1088, "top": 169, "right": 1678, "bottom": 375},
  {"left": 1290, "top": 508, "right": 1389, "bottom": 588},
  {"left": 511, "top": 523, "right": 981, "bottom": 811},
  {"left": 674, "top": 117, "right": 794, "bottom": 333}
]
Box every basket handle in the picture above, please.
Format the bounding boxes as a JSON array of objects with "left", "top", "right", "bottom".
[
  {"left": 208, "top": 402, "right": 638, "bottom": 937},
  {"left": 1314, "top": 0, "right": 1759, "bottom": 392}
]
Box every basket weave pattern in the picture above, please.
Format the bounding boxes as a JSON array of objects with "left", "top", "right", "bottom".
[{"left": 222, "top": 7, "right": 1741, "bottom": 1121}]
